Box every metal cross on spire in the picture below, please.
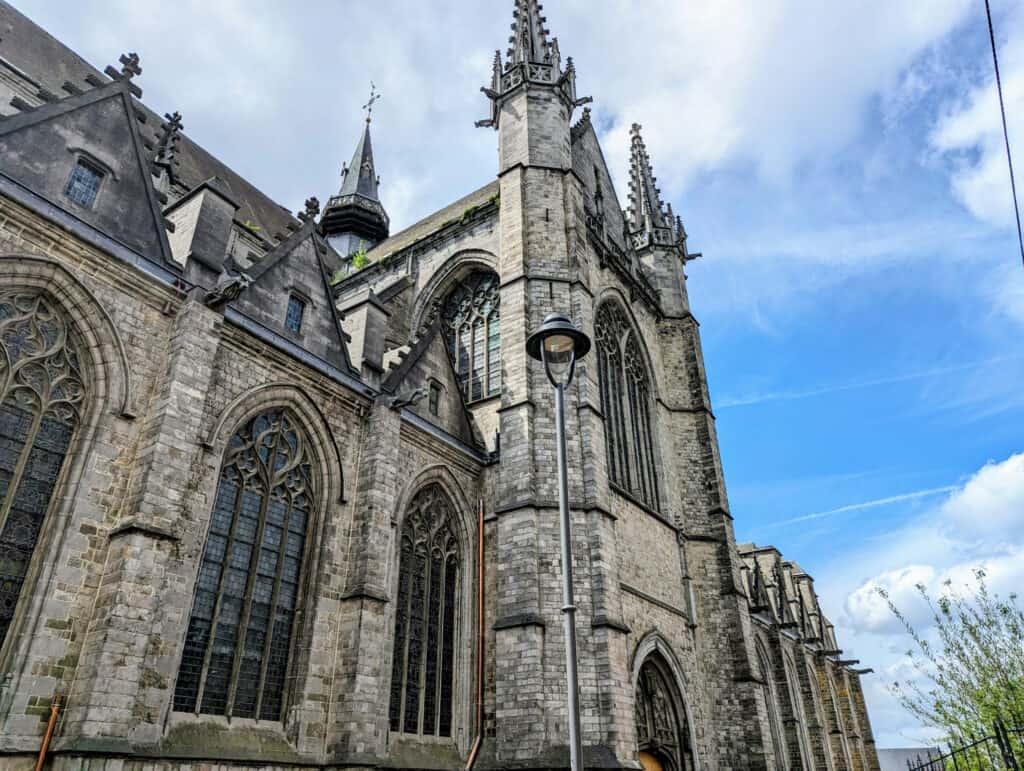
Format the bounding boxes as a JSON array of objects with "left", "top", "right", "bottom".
[{"left": 362, "top": 82, "right": 380, "bottom": 124}]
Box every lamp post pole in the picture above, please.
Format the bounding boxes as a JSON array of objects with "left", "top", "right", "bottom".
[
  {"left": 526, "top": 313, "right": 591, "bottom": 771},
  {"left": 554, "top": 379, "right": 584, "bottom": 771}
]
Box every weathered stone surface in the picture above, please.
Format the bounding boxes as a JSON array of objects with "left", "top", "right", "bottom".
[{"left": 0, "top": 4, "right": 879, "bottom": 771}]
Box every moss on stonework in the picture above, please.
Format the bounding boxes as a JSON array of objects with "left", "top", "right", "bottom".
[{"left": 139, "top": 667, "right": 167, "bottom": 689}]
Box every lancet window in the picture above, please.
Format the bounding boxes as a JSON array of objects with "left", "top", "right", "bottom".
[
  {"left": 635, "top": 656, "right": 695, "bottom": 771},
  {"left": 389, "top": 484, "right": 461, "bottom": 738},
  {"left": 595, "top": 301, "right": 660, "bottom": 511},
  {"left": 441, "top": 272, "right": 500, "bottom": 402},
  {"left": 173, "top": 409, "right": 314, "bottom": 721},
  {"left": 0, "top": 292, "right": 87, "bottom": 650}
]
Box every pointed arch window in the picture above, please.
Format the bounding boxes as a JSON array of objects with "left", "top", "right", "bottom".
[
  {"left": 635, "top": 656, "right": 695, "bottom": 771},
  {"left": 441, "top": 272, "right": 500, "bottom": 402},
  {"left": 594, "top": 301, "right": 660, "bottom": 511},
  {"left": 0, "top": 292, "right": 87, "bottom": 649},
  {"left": 389, "top": 484, "right": 461, "bottom": 737},
  {"left": 173, "top": 409, "right": 314, "bottom": 721}
]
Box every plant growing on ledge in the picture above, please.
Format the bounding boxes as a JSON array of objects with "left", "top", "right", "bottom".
[
  {"left": 350, "top": 245, "right": 368, "bottom": 272},
  {"left": 241, "top": 219, "right": 261, "bottom": 234}
]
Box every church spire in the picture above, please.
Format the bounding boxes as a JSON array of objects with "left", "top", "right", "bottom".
[
  {"left": 321, "top": 85, "right": 389, "bottom": 259},
  {"left": 627, "top": 123, "right": 684, "bottom": 249},
  {"left": 507, "top": 0, "right": 553, "bottom": 66},
  {"left": 476, "top": 0, "right": 590, "bottom": 130}
]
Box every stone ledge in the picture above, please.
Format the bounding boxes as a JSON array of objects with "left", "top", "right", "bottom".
[
  {"left": 108, "top": 518, "right": 179, "bottom": 542},
  {"left": 620, "top": 582, "right": 690, "bottom": 621},
  {"left": 591, "top": 614, "right": 630, "bottom": 633},
  {"left": 493, "top": 613, "right": 545, "bottom": 631}
]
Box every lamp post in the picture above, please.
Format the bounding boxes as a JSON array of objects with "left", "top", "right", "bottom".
[{"left": 526, "top": 313, "right": 592, "bottom": 771}]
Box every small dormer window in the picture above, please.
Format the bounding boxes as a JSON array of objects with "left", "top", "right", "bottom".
[
  {"left": 64, "top": 158, "right": 104, "bottom": 208},
  {"left": 285, "top": 295, "right": 305, "bottom": 334}
]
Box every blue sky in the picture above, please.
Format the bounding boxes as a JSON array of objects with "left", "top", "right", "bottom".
[{"left": 14, "top": 0, "right": 1024, "bottom": 749}]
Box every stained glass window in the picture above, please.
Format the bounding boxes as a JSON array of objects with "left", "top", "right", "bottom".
[
  {"left": 388, "top": 484, "right": 460, "bottom": 737},
  {"left": 441, "top": 272, "right": 500, "bottom": 402},
  {"left": 64, "top": 159, "right": 104, "bottom": 208},
  {"left": 173, "top": 409, "right": 314, "bottom": 721},
  {"left": 285, "top": 296, "right": 305, "bottom": 335},
  {"left": 594, "top": 301, "right": 660, "bottom": 511},
  {"left": 0, "top": 292, "right": 87, "bottom": 650},
  {"left": 635, "top": 656, "right": 695, "bottom": 771}
]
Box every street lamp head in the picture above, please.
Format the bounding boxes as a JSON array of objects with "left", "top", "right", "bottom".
[{"left": 526, "top": 313, "right": 592, "bottom": 388}]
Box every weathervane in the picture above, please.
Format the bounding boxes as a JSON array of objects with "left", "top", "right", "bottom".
[{"left": 362, "top": 81, "right": 380, "bottom": 124}]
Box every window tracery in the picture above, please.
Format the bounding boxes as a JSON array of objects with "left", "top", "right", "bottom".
[
  {"left": 0, "top": 291, "right": 87, "bottom": 649},
  {"left": 635, "top": 656, "right": 694, "bottom": 771},
  {"left": 173, "top": 408, "right": 314, "bottom": 721},
  {"left": 440, "top": 272, "right": 500, "bottom": 402},
  {"left": 389, "top": 483, "right": 460, "bottom": 738},
  {"left": 595, "top": 301, "right": 660, "bottom": 510}
]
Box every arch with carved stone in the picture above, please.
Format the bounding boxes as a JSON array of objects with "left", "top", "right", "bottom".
[
  {"left": 0, "top": 255, "right": 132, "bottom": 679},
  {"left": 172, "top": 382, "right": 346, "bottom": 723},
  {"left": 385, "top": 465, "right": 476, "bottom": 751},
  {"left": 409, "top": 249, "right": 499, "bottom": 341},
  {"left": 630, "top": 632, "right": 701, "bottom": 771},
  {"left": 593, "top": 291, "right": 664, "bottom": 511}
]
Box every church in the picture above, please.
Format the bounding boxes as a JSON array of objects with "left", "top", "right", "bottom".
[{"left": 0, "top": 1, "right": 879, "bottom": 768}]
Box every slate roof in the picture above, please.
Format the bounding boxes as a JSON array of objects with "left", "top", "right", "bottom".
[
  {"left": 0, "top": 0, "right": 297, "bottom": 240},
  {"left": 364, "top": 179, "right": 499, "bottom": 262}
]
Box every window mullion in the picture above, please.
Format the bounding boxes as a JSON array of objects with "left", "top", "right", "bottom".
[
  {"left": 225, "top": 432, "right": 280, "bottom": 717},
  {"left": 254, "top": 492, "right": 296, "bottom": 719},
  {"left": 0, "top": 403, "right": 45, "bottom": 535},
  {"left": 433, "top": 551, "right": 448, "bottom": 736},
  {"left": 417, "top": 545, "right": 434, "bottom": 734},
  {"left": 195, "top": 462, "right": 247, "bottom": 714},
  {"left": 397, "top": 541, "right": 418, "bottom": 732},
  {"left": 616, "top": 358, "right": 633, "bottom": 492}
]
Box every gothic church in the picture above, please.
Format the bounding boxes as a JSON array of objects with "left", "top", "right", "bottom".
[{"left": 0, "top": 1, "right": 879, "bottom": 768}]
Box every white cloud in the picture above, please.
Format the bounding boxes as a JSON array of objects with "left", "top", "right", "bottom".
[
  {"left": 812, "top": 451, "right": 1024, "bottom": 745},
  {"left": 929, "top": 7, "right": 1024, "bottom": 226}
]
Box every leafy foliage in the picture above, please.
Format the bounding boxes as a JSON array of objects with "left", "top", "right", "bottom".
[
  {"left": 878, "top": 569, "right": 1024, "bottom": 748},
  {"left": 351, "top": 246, "right": 368, "bottom": 271}
]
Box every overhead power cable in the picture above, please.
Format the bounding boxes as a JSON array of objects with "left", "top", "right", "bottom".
[{"left": 984, "top": 0, "right": 1024, "bottom": 267}]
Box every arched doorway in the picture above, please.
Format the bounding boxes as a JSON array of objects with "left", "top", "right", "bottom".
[{"left": 635, "top": 654, "right": 696, "bottom": 771}]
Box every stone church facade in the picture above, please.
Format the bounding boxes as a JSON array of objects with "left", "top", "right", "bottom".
[{"left": 0, "top": 2, "right": 879, "bottom": 769}]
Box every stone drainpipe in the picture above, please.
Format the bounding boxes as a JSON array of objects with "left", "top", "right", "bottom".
[{"left": 466, "top": 499, "right": 485, "bottom": 770}]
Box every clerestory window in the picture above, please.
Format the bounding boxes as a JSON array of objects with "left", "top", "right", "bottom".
[
  {"left": 441, "top": 272, "right": 500, "bottom": 402},
  {"left": 173, "top": 409, "right": 314, "bottom": 721},
  {"left": 389, "top": 483, "right": 460, "bottom": 738},
  {"left": 0, "top": 292, "right": 87, "bottom": 650},
  {"left": 594, "top": 301, "right": 660, "bottom": 511}
]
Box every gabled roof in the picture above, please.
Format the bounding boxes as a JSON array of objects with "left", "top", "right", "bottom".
[
  {"left": 0, "top": 78, "right": 175, "bottom": 267},
  {"left": 236, "top": 214, "right": 356, "bottom": 374},
  {"left": 0, "top": 1, "right": 297, "bottom": 240}
]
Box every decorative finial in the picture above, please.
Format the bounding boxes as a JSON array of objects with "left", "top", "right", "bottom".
[
  {"left": 362, "top": 81, "right": 381, "bottom": 124},
  {"left": 299, "top": 197, "right": 320, "bottom": 222},
  {"left": 153, "top": 110, "right": 184, "bottom": 176},
  {"left": 104, "top": 52, "right": 143, "bottom": 98}
]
